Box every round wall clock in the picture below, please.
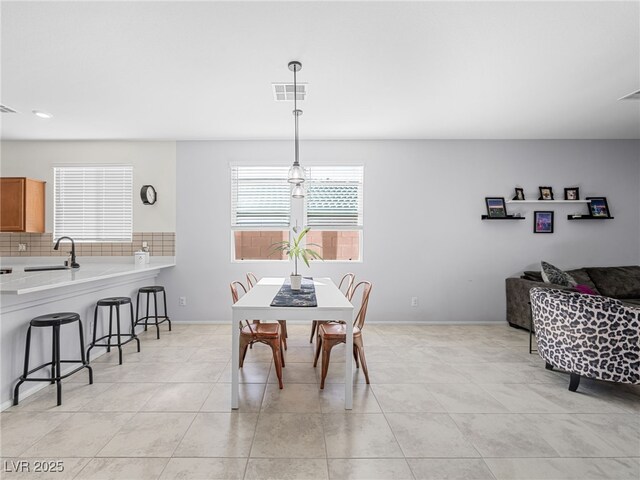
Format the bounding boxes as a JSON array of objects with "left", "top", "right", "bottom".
[{"left": 140, "top": 185, "right": 157, "bottom": 205}]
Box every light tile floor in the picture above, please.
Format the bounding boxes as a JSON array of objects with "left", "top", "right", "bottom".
[{"left": 1, "top": 323, "right": 639, "bottom": 480}]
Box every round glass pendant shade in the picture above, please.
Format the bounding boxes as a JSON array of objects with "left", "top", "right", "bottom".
[
  {"left": 291, "top": 183, "right": 305, "bottom": 198},
  {"left": 287, "top": 164, "right": 306, "bottom": 184}
]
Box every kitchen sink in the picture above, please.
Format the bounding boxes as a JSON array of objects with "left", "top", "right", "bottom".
[{"left": 24, "top": 265, "right": 70, "bottom": 272}]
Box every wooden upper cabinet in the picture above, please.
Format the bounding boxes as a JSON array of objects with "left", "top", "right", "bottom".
[{"left": 0, "top": 177, "right": 46, "bottom": 233}]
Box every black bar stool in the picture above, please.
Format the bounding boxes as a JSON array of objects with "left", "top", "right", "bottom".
[
  {"left": 135, "top": 286, "right": 172, "bottom": 339},
  {"left": 87, "top": 297, "right": 140, "bottom": 364},
  {"left": 14, "top": 312, "right": 93, "bottom": 406}
]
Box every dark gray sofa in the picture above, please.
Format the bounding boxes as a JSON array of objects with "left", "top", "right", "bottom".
[{"left": 506, "top": 265, "right": 640, "bottom": 330}]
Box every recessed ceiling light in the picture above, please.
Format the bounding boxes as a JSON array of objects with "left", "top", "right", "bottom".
[{"left": 32, "top": 110, "right": 53, "bottom": 119}]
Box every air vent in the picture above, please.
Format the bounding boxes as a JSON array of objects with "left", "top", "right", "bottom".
[
  {"left": 618, "top": 89, "right": 640, "bottom": 101},
  {"left": 272, "top": 83, "right": 308, "bottom": 102},
  {"left": 0, "top": 104, "right": 18, "bottom": 113}
]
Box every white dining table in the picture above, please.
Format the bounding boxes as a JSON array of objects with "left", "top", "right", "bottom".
[{"left": 231, "top": 277, "right": 355, "bottom": 409}]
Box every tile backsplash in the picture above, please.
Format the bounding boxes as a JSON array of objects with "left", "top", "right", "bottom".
[{"left": 0, "top": 232, "right": 175, "bottom": 257}]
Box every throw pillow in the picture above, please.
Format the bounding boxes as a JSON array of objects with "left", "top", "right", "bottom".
[
  {"left": 574, "top": 284, "right": 597, "bottom": 295},
  {"left": 541, "top": 261, "right": 577, "bottom": 287}
]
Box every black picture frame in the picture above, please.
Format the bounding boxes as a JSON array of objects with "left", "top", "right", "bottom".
[
  {"left": 513, "top": 187, "right": 525, "bottom": 201},
  {"left": 534, "top": 211, "right": 554, "bottom": 233},
  {"left": 485, "top": 197, "right": 507, "bottom": 218},
  {"left": 587, "top": 197, "right": 611, "bottom": 218},
  {"left": 538, "top": 186, "right": 554, "bottom": 200},
  {"left": 564, "top": 187, "right": 580, "bottom": 201}
]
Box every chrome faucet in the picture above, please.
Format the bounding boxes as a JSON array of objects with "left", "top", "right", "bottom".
[{"left": 54, "top": 236, "right": 80, "bottom": 268}]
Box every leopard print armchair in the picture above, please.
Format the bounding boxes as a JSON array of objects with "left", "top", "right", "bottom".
[{"left": 529, "top": 287, "right": 640, "bottom": 392}]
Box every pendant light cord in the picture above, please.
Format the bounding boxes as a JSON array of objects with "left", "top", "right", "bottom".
[{"left": 293, "top": 65, "right": 299, "bottom": 167}]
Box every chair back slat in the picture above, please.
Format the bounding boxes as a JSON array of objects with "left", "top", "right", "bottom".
[
  {"left": 351, "top": 281, "right": 372, "bottom": 330},
  {"left": 338, "top": 273, "right": 356, "bottom": 300},
  {"left": 230, "top": 281, "right": 253, "bottom": 333},
  {"left": 246, "top": 272, "right": 259, "bottom": 289}
]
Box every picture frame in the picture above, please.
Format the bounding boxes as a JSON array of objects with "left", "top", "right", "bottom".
[
  {"left": 587, "top": 197, "right": 611, "bottom": 218},
  {"left": 538, "top": 186, "right": 554, "bottom": 200},
  {"left": 485, "top": 197, "right": 507, "bottom": 218},
  {"left": 534, "top": 211, "right": 554, "bottom": 233},
  {"left": 512, "top": 187, "right": 525, "bottom": 201},
  {"left": 564, "top": 187, "right": 580, "bottom": 201}
]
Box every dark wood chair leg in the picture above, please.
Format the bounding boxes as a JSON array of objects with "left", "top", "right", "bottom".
[
  {"left": 309, "top": 321, "right": 317, "bottom": 343},
  {"left": 239, "top": 337, "right": 249, "bottom": 367},
  {"left": 313, "top": 335, "right": 322, "bottom": 367},
  {"left": 320, "top": 339, "right": 334, "bottom": 390},
  {"left": 355, "top": 337, "right": 370, "bottom": 384},
  {"left": 270, "top": 339, "right": 284, "bottom": 389},
  {"left": 569, "top": 373, "right": 581, "bottom": 392},
  {"left": 545, "top": 362, "right": 554, "bottom": 370},
  {"left": 278, "top": 321, "right": 287, "bottom": 350}
]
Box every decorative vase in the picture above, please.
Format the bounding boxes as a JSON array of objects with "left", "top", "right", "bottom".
[{"left": 290, "top": 274, "right": 302, "bottom": 291}]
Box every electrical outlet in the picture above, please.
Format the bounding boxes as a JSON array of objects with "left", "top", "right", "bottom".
[
  {"left": 179, "top": 296, "right": 187, "bottom": 306},
  {"left": 17, "top": 243, "right": 27, "bottom": 252},
  {"left": 142, "top": 241, "right": 148, "bottom": 248},
  {"left": 411, "top": 296, "right": 418, "bottom": 307}
]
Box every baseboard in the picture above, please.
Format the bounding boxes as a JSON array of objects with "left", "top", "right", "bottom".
[{"left": 168, "top": 320, "right": 507, "bottom": 325}]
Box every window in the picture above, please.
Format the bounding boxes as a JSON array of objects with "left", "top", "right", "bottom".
[
  {"left": 306, "top": 166, "right": 363, "bottom": 261},
  {"left": 230, "top": 164, "right": 364, "bottom": 261},
  {"left": 53, "top": 165, "right": 133, "bottom": 242},
  {"left": 231, "top": 166, "right": 290, "bottom": 260}
]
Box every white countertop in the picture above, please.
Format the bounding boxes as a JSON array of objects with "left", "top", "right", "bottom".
[{"left": 0, "top": 257, "right": 176, "bottom": 295}]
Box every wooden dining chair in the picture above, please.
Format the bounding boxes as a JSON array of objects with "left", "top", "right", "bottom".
[
  {"left": 309, "top": 273, "right": 355, "bottom": 343},
  {"left": 245, "top": 273, "right": 288, "bottom": 350},
  {"left": 314, "top": 281, "right": 372, "bottom": 389},
  {"left": 230, "top": 281, "right": 285, "bottom": 389},
  {"left": 246, "top": 272, "right": 259, "bottom": 289}
]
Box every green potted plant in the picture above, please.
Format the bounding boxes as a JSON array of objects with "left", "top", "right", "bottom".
[{"left": 271, "top": 227, "right": 322, "bottom": 290}]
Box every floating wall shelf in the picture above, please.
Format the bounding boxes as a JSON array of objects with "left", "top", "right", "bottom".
[
  {"left": 567, "top": 215, "right": 614, "bottom": 220},
  {"left": 481, "top": 215, "right": 526, "bottom": 220},
  {"left": 506, "top": 200, "right": 589, "bottom": 204}
]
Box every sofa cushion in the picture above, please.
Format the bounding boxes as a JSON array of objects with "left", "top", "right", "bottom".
[
  {"left": 621, "top": 298, "right": 640, "bottom": 307},
  {"left": 585, "top": 266, "right": 640, "bottom": 299},
  {"left": 566, "top": 268, "right": 600, "bottom": 294},
  {"left": 574, "top": 284, "right": 597, "bottom": 295},
  {"left": 541, "top": 261, "right": 577, "bottom": 287},
  {"left": 522, "top": 271, "right": 543, "bottom": 282}
]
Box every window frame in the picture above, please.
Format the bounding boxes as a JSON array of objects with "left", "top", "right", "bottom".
[
  {"left": 230, "top": 163, "right": 364, "bottom": 263},
  {"left": 53, "top": 164, "right": 134, "bottom": 243}
]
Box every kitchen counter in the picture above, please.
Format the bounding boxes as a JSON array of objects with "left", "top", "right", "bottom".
[
  {"left": 0, "top": 257, "right": 175, "bottom": 295},
  {"left": 0, "top": 257, "right": 176, "bottom": 409}
]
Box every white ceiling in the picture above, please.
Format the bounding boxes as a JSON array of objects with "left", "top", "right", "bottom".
[{"left": 1, "top": 1, "right": 639, "bottom": 140}]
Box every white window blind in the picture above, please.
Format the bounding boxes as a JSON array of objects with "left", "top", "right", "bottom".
[
  {"left": 53, "top": 166, "right": 133, "bottom": 242},
  {"left": 306, "top": 166, "right": 364, "bottom": 228},
  {"left": 231, "top": 166, "right": 291, "bottom": 228}
]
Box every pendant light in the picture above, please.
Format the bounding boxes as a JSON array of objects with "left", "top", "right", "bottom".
[{"left": 287, "top": 61, "right": 305, "bottom": 197}]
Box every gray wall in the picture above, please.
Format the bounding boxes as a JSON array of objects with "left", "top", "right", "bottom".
[{"left": 160, "top": 140, "right": 640, "bottom": 324}]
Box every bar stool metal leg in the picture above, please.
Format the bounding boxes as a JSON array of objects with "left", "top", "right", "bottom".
[
  {"left": 116, "top": 304, "right": 123, "bottom": 364},
  {"left": 77, "top": 318, "right": 93, "bottom": 384},
  {"left": 107, "top": 306, "right": 113, "bottom": 352},
  {"left": 53, "top": 324, "right": 62, "bottom": 406},
  {"left": 50, "top": 327, "right": 56, "bottom": 384},
  {"left": 163, "top": 289, "right": 172, "bottom": 331},
  {"left": 153, "top": 291, "right": 160, "bottom": 339},
  {"left": 87, "top": 305, "right": 99, "bottom": 363},
  {"left": 13, "top": 326, "right": 32, "bottom": 405},
  {"left": 130, "top": 302, "right": 141, "bottom": 352}
]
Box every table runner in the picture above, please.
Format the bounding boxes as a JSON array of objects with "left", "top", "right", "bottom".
[{"left": 270, "top": 277, "right": 318, "bottom": 307}]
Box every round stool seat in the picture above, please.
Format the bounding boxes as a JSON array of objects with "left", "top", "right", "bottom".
[
  {"left": 139, "top": 285, "right": 164, "bottom": 293},
  {"left": 31, "top": 312, "right": 80, "bottom": 327},
  {"left": 97, "top": 296, "right": 132, "bottom": 306}
]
